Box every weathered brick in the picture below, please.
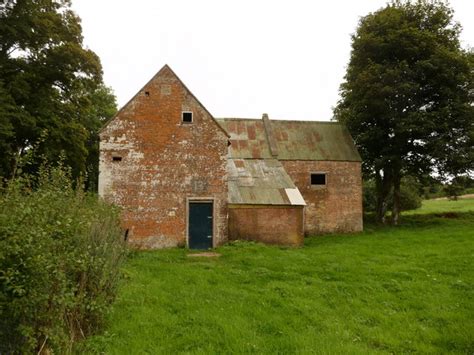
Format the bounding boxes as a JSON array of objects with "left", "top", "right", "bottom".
[
  {"left": 99, "top": 65, "right": 363, "bottom": 249},
  {"left": 228, "top": 206, "right": 304, "bottom": 246},
  {"left": 99, "top": 66, "right": 229, "bottom": 249},
  {"left": 281, "top": 160, "right": 363, "bottom": 235}
]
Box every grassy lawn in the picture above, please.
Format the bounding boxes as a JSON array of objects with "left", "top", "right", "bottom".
[{"left": 79, "top": 200, "right": 474, "bottom": 354}]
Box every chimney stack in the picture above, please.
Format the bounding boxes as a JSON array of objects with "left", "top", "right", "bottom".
[{"left": 261, "top": 113, "right": 278, "bottom": 157}]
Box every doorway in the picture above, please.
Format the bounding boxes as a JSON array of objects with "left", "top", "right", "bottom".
[{"left": 188, "top": 201, "right": 213, "bottom": 249}]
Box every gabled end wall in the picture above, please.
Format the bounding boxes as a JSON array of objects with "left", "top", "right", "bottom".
[{"left": 99, "top": 65, "right": 229, "bottom": 248}]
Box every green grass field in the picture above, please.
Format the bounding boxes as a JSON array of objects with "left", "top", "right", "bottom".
[
  {"left": 407, "top": 197, "right": 474, "bottom": 215},
  {"left": 79, "top": 199, "right": 474, "bottom": 354}
]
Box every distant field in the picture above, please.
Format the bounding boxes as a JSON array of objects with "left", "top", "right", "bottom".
[
  {"left": 411, "top": 197, "right": 474, "bottom": 214},
  {"left": 78, "top": 199, "right": 474, "bottom": 354}
]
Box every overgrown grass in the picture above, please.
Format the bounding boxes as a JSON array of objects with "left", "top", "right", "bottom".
[{"left": 79, "top": 199, "right": 474, "bottom": 354}]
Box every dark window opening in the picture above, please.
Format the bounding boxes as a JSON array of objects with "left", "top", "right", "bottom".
[
  {"left": 311, "top": 173, "right": 326, "bottom": 185},
  {"left": 145, "top": 91, "right": 150, "bottom": 97},
  {"left": 112, "top": 156, "right": 122, "bottom": 162},
  {"left": 182, "top": 111, "right": 193, "bottom": 123}
]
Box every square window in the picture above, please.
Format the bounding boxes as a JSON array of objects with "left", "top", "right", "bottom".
[
  {"left": 182, "top": 111, "right": 193, "bottom": 123},
  {"left": 311, "top": 173, "right": 326, "bottom": 185}
]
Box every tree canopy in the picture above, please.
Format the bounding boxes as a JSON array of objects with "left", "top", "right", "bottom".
[
  {"left": 334, "top": 0, "right": 473, "bottom": 223},
  {"left": 0, "top": 0, "right": 117, "bottom": 186}
]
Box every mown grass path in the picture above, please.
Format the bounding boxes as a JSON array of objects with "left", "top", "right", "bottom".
[{"left": 80, "top": 200, "right": 474, "bottom": 354}]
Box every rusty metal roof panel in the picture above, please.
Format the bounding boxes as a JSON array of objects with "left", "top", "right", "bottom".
[
  {"left": 217, "top": 118, "right": 361, "bottom": 162},
  {"left": 270, "top": 120, "right": 361, "bottom": 161},
  {"left": 227, "top": 159, "right": 306, "bottom": 206},
  {"left": 217, "top": 118, "right": 273, "bottom": 159}
]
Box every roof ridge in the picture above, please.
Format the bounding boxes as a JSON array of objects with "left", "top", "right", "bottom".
[
  {"left": 271, "top": 120, "right": 341, "bottom": 124},
  {"left": 215, "top": 117, "right": 261, "bottom": 121},
  {"left": 216, "top": 118, "right": 343, "bottom": 124}
]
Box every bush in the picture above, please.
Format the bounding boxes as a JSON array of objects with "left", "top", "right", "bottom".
[
  {"left": 397, "top": 176, "right": 422, "bottom": 211},
  {"left": 363, "top": 176, "right": 422, "bottom": 213},
  {"left": 0, "top": 165, "right": 127, "bottom": 353},
  {"left": 363, "top": 179, "right": 377, "bottom": 213}
]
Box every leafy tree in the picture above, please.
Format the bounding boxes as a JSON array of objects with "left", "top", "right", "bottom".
[
  {"left": 443, "top": 181, "right": 464, "bottom": 200},
  {"left": 83, "top": 85, "right": 117, "bottom": 190},
  {"left": 335, "top": 0, "right": 473, "bottom": 224},
  {"left": 443, "top": 175, "right": 474, "bottom": 200},
  {"left": 0, "top": 0, "right": 116, "bottom": 185}
]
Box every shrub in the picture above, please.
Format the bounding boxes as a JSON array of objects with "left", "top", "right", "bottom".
[
  {"left": 363, "top": 176, "right": 422, "bottom": 213},
  {"left": 363, "top": 179, "right": 377, "bottom": 213},
  {"left": 397, "top": 176, "right": 422, "bottom": 211},
  {"left": 0, "top": 165, "right": 127, "bottom": 353}
]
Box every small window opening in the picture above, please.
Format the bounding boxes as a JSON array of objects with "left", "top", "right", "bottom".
[
  {"left": 311, "top": 173, "right": 326, "bottom": 185},
  {"left": 145, "top": 91, "right": 150, "bottom": 97},
  {"left": 112, "top": 156, "right": 122, "bottom": 162},
  {"left": 182, "top": 111, "right": 193, "bottom": 123}
]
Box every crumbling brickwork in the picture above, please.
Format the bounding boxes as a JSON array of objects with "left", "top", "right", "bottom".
[
  {"left": 99, "top": 66, "right": 229, "bottom": 248},
  {"left": 99, "top": 65, "right": 364, "bottom": 249},
  {"left": 281, "top": 160, "right": 363, "bottom": 235}
]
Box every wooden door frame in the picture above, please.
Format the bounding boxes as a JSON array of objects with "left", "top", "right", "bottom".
[{"left": 186, "top": 197, "right": 216, "bottom": 249}]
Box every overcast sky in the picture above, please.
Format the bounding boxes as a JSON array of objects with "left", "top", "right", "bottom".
[{"left": 72, "top": 0, "right": 473, "bottom": 121}]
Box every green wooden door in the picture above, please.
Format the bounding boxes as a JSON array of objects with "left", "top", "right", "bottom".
[{"left": 188, "top": 202, "right": 213, "bottom": 249}]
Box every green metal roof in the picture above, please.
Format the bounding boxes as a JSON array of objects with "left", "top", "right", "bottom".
[
  {"left": 217, "top": 118, "right": 361, "bottom": 162},
  {"left": 228, "top": 159, "right": 306, "bottom": 206}
]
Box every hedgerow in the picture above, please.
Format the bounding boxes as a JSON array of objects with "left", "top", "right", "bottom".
[{"left": 0, "top": 165, "right": 127, "bottom": 353}]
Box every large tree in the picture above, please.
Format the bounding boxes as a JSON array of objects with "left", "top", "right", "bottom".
[
  {"left": 334, "top": 0, "right": 473, "bottom": 224},
  {"left": 0, "top": 0, "right": 116, "bottom": 185}
]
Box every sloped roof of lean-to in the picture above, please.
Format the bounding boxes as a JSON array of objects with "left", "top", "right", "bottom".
[
  {"left": 228, "top": 158, "right": 306, "bottom": 206},
  {"left": 216, "top": 118, "right": 361, "bottom": 162}
]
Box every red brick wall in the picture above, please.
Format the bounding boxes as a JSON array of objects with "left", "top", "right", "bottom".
[
  {"left": 228, "top": 206, "right": 304, "bottom": 246},
  {"left": 99, "top": 66, "right": 229, "bottom": 248},
  {"left": 281, "top": 161, "right": 363, "bottom": 235}
]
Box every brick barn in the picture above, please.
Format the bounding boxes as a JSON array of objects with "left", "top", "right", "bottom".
[{"left": 99, "top": 65, "right": 362, "bottom": 249}]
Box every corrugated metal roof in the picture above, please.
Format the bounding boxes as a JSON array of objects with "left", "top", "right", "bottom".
[
  {"left": 271, "top": 120, "right": 361, "bottom": 161},
  {"left": 217, "top": 118, "right": 361, "bottom": 162},
  {"left": 228, "top": 159, "right": 306, "bottom": 206},
  {"left": 217, "top": 119, "right": 273, "bottom": 159}
]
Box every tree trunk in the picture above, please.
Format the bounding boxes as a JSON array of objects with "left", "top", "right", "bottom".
[
  {"left": 391, "top": 171, "right": 401, "bottom": 225},
  {"left": 9, "top": 151, "right": 20, "bottom": 181},
  {"left": 9, "top": 146, "right": 25, "bottom": 181},
  {"left": 375, "top": 173, "right": 385, "bottom": 224},
  {"left": 375, "top": 168, "right": 392, "bottom": 224}
]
